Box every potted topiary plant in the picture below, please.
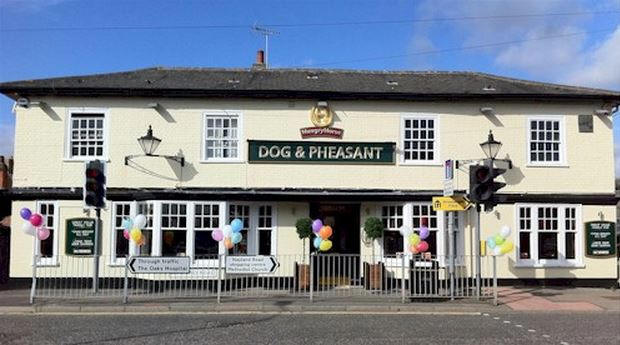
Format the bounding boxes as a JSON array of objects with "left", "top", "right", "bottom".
[
  {"left": 363, "top": 216, "right": 384, "bottom": 289},
  {"left": 295, "top": 217, "right": 313, "bottom": 289}
]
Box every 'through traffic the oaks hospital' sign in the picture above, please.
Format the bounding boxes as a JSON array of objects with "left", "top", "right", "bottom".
[{"left": 248, "top": 140, "right": 395, "bottom": 164}]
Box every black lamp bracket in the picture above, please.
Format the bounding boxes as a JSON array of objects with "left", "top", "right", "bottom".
[{"left": 124, "top": 154, "right": 185, "bottom": 167}]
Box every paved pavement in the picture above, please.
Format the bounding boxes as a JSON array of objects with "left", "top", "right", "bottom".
[{"left": 0, "top": 312, "right": 618, "bottom": 344}]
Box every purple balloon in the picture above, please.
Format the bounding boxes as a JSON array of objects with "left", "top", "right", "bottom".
[
  {"left": 20, "top": 208, "right": 32, "bottom": 221},
  {"left": 312, "top": 219, "right": 323, "bottom": 233},
  {"left": 419, "top": 226, "right": 430, "bottom": 240}
]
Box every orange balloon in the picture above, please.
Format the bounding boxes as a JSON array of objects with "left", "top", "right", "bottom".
[
  {"left": 319, "top": 225, "right": 333, "bottom": 240},
  {"left": 409, "top": 244, "right": 420, "bottom": 254},
  {"left": 137, "top": 235, "right": 145, "bottom": 246},
  {"left": 163, "top": 231, "right": 174, "bottom": 246},
  {"left": 224, "top": 237, "right": 233, "bottom": 249}
]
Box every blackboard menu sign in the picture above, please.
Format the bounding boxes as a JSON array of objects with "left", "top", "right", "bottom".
[
  {"left": 65, "top": 218, "right": 98, "bottom": 256},
  {"left": 585, "top": 221, "right": 616, "bottom": 256}
]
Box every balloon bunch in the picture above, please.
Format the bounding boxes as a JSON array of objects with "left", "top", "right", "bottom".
[
  {"left": 487, "top": 225, "right": 514, "bottom": 256},
  {"left": 400, "top": 218, "right": 431, "bottom": 254},
  {"left": 122, "top": 214, "right": 148, "bottom": 246},
  {"left": 311, "top": 219, "right": 333, "bottom": 252},
  {"left": 20, "top": 208, "right": 50, "bottom": 241},
  {"left": 211, "top": 218, "right": 244, "bottom": 250}
]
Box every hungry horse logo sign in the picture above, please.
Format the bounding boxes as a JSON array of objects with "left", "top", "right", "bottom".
[{"left": 300, "top": 102, "right": 344, "bottom": 139}]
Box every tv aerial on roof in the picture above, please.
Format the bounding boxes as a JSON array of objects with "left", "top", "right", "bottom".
[{"left": 251, "top": 23, "right": 279, "bottom": 68}]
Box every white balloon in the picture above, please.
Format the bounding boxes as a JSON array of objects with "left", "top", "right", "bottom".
[
  {"left": 223, "top": 225, "right": 233, "bottom": 237},
  {"left": 399, "top": 225, "right": 412, "bottom": 237},
  {"left": 493, "top": 246, "right": 502, "bottom": 256},
  {"left": 22, "top": 222, "right": 36, "bottom": 236},
  {"left": 500, "top": 225, "right": 511, "bottom": 238},
  {"left": 134, "top": 214, "right": 147, "bottom": 229}
]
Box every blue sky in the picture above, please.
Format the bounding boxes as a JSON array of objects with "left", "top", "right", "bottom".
[{"left": 1, "top": 0, "right": 619, "bottom": 172}]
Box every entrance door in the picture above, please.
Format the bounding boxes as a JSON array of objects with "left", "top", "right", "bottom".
[{"left": 310, "top": 203, "right": 360, "bottom": 254}]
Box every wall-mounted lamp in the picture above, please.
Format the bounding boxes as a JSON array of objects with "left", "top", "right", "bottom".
[
  {"left": 124, "top": 125, "right": 185, "bottom": 167},
  {"left": 480, "top": 130, "right": 502, "bottom": 160},
  {"left": 479, "top": 107, "right": 495, "bottom": 116},
  {"left": 16, "top": 97, "right": 48, "bottom": 109},
  {"left": 594, "top": 109, "right": 610, "bottom": 116}
]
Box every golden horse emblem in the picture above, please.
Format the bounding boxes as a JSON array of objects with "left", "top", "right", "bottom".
[{"left": 310, "top": 105, "right": 333, "bottom": 128}]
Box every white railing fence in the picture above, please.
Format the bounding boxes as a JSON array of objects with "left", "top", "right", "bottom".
[{"left": 30, "top": 253, "right": 497, "bottom": 304}]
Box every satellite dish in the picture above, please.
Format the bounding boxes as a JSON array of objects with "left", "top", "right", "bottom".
[{"left": 16, "top": 97, "right": 30, "bottom": 108}]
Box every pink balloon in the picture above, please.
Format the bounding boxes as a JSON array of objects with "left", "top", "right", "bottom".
[
  {"left": 37, "top": 227, "right": 50, "bottom": 241},
  {"left": 29, "top": 214, "right": 43, "bottom": 227},
  {"left": 123, "top": 229, "right": 130, "bottom": 240},
  {"left": 211, "top": 229, "right": 224, "bottom": 242},
  {"left": 415, "top": 240, "right": 429, "bottom": 253}
]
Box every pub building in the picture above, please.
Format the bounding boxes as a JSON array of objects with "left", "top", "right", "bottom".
[{"left": 0, "top": 52, "right": 618, "bottom": 287}]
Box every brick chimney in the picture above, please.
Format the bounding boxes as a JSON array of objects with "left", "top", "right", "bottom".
[
  {"left": 0, "top": 156, "right": 8, "bottom": 190},
  {"left": 252, "top": 50, "right": 266, "bottom": 70}
]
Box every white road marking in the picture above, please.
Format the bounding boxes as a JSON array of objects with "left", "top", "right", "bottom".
[
  {"left": 493, "top": 317, "right": 500, "bottom": 320},
  {"left": 528, "top": 329, "right": 536, "bottom": 332},
  {"left": 560, "top": 342, "right": 569, "bottom": 345},
  {"left": 515, "top": 324, "right": 523, "bottom": 328},
  {"left": 483, "top": 313, "right": 490, "bottom": 316},
  {"left": 503, "top": 320, "right": 511, "bottom": 324},
  {"left": 542, "top": 334, "right": 550, "bottom": 338}
]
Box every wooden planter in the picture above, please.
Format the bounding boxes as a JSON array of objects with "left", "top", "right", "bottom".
[
  {"left": 296, "top": 263, "right": 311, "bottom": 290},
  {"left": 364, "top": 262, "right": 384, "bottom": 290}
]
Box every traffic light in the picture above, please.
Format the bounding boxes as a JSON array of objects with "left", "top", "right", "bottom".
[
  {"left": 469, "top": 160, "right": 506, "bottom": 210},
  {"left": 84, "top": 160, "right": 106, "bottom": 208}
]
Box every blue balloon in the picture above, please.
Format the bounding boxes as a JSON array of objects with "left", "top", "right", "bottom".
[
  {"left": 231, "top": 232, "right": 242, "bottom": 244},
  {"left": 231, "top": 218, "right": 243, "bottom": 233},
  {"left": 121, "top": 218, "right": 133, "bottom": 231},
  {"left": 20, "top": 208, "right": 32, "bottom": 221},
  {"left": 487, "top": 236, "right": 496, "bottom": 249},
  {"left": 313, "top": 237, "right": 322, "bottom": 249}
]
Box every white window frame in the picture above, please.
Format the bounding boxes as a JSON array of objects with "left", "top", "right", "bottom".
[
  {"left": 64, "top": 108, "right": 110, "bottom": 161},
  {"left": 400, "top": 114, "right": 441, "bottom": 166},
  {"left": 201, "top": 110, "right": 244, "bottom": 163},
  {"left": 514, "top": 203, "right": 583, "bottom": 268},
  {"left": 109, "top": 202, "right": 132, "bottom": 266},
  {"left": 34, "top": 201, "right": 59, "bottom": 266},
  {"left": 379, "top": 203, "right": 405, "bottom": 266},
  {"left": 159, "top": 201, "right": 190, "bottom": 257},
  {"left": 192, "top": 201, "right": 224, "bottom": 265},
  {"left": 256, "top": 204, "right": 277, "bottom": 256},
  {"left": 526, "top": 115, "right": 567, "bottom": 167}
]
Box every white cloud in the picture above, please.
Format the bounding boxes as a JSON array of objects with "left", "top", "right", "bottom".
[{"left": 563, "top": 26, "right": 620, "bottom": 89}]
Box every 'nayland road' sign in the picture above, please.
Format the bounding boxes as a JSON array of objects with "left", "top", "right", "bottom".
[
  {"left": 225, "top": 256, "right": 279, "bottom": 274},
  {"left": 127, "top": 256, "right": 191, "bottom": 274}
]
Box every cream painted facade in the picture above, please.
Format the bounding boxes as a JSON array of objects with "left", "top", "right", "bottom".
[{"left": 7, "top": 96, "right": 618, "bottom": 281}]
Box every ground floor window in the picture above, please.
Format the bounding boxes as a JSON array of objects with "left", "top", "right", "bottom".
[
  {"left": 36, "top": 201, "right": 58, "bottom": 264},
  {"left": 257, "top": 205, "right": 274, "bottom": 255},
  {"left": 194, "top": 203, "right": 220, "bottom": 257},
  {"left": 161, "top": 202, "right": 188, "bottom": 257},
  {"left": 381, "top": 205, "right": 404, "bottom": 256},
  {"left": 137, "top": 202, "right": 154, "bottom": 256},
  {"left": 113, "top": 203, "right": 131, "bottom": 261},
  {"left": 517, "top": 204, "right": 581, "bottom": 266}
]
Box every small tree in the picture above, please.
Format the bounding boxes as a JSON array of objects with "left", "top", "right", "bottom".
[
  {"left": 364, "top": 217, "right": 384, "bottom": 260},
  {"left": 295, "top": 218, "right": 313, "bottom": 263}
]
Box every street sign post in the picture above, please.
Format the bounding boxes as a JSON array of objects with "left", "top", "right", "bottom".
[
  {"left": 432, "top": 196, "right": 472, "bottom": 211},
  {"left": 225, "top": 255, "right": 279, "bottom": 274},
  {"left": 443, "top": 159, "right": 454, "bottom": 197},
  {"left": 127, "top": 256, "right": 191, "bottom": 274}
]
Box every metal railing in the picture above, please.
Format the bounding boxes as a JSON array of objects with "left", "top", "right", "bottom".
[{"left": 30, "top": 253, "right": 497, "bottom": 304}]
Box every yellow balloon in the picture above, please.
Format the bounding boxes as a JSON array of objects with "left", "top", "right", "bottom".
[
  {"left": 319, "top": 239, "right": 332, "bottom": 252},
  {"left": 409, "top": 233, "right": 420, "bottom": 246},
  {"left": 500, "top": 241, "right": 514, "bottom": 254},
  {"left": 130, "top": 228, "right": 142, "bottom": 243}
]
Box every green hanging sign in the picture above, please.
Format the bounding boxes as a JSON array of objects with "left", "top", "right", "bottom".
[
  {"left": 65, "top": 218, "right": 98, "bottom": 256},
  {"left": 248, "top": 140, "right": 395, "bottom": 164},
  {"left": 585, "top": 221, "right": 616, "bottom": 256}
]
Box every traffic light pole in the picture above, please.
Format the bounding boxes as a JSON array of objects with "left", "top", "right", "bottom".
[
  {"left": 92, "top": 208, "right": 101, "bottom": 293},
  {"left": 475, "top": 203, "right": 481, "bottom": 300}
]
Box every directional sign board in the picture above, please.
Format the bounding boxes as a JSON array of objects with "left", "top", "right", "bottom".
[
  {"left": 127, "top": 256, "right": 190, "bottom": 274},
  {"left": 225, "top": 255, "right": 279, "bottom": 274},
  {"left": 432, "top": 196, "right": 472, "bottom": 211}
]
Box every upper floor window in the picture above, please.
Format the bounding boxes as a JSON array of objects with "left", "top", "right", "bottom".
[
  {"left": 67, "top": 110, "right": 107, "bottom": 159},
  {"left": 528, "top": 117, "right": 565, "bottom": 165},
  {"left": 517, "top": 204, "right": 581, "bottom": 266},
  {"left": 401, "top": 115, "right": 439, "bottom": 165},
  {"left": 203, "top": 112, "right": 242, "bottom": 161}
]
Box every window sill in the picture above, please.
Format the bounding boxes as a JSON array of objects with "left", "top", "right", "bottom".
[
  {"left": 399, "top": 161, "right": 442, "bottom": 167},
  {"left": 525, "top": 163, "right": 569, "bottom": 168},
  {"left": 33, "top": 262, "right": 59, "bottom": 267},
  {"left": 514, "top": 262, "right": 584, "bottom": 268},
  {"left": 64, "top": 157, "right": 110, "bottom": 163},
  {"left": 199, "top": 159, "right": 245, "bottom": 164}
]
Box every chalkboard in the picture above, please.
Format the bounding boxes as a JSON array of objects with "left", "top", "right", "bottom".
[
  {"left": 585, "top": 221, "right": 616, "bottom": 256},
  {"left": 65, "top": 218, "right": 98, "bottom": 256}
]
